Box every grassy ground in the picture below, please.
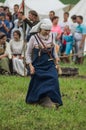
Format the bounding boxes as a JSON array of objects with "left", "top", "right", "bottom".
[{"left": 0, "top": 58, "right": 86, "bottom": 130}]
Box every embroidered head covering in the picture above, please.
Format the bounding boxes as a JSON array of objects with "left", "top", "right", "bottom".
[{"left": 30, "top": 18, "right": 52, "bottom": 33}]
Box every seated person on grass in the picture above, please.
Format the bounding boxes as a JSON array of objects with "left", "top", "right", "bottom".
[
  {"left": 0, "top": 32, "right": 11, "bottom": 74},
  {"left": 62, "top": 25, "right": 74, "bottom": 63}
]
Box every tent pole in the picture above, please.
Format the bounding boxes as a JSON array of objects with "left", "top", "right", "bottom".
[{"left": 22, "top": 0, "right": 26, "bottom": 76}]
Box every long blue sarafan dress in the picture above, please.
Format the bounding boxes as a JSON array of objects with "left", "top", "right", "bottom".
[{"left": 26, "top": 34, "right": 63, "bottom": 106}]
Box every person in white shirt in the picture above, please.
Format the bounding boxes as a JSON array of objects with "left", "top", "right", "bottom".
[
  {"left": 49, "top": 10, "right": 55, "bottom": 21},
  {"left": 59, "top": 12, "right": 72, "bottom": 32},
  {"left": 74, "top": 16, "right": 86, "bottom": 64},
  {"left": 71, "top": 15, "right": 78, "bottom": 62},
  {"left": 11, "top": 12, "right": 24, "bottom": 40},
  {"left": 10, "top": 30, "right": 27, "bottom": 76},
  {"left": 71, "top": 15, "right": 78, "bottom": 34}
]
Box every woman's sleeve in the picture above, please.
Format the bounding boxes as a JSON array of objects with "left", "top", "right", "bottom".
[
  {"left": 21, "top": 41, "right": 25, "bottom": 57},
  {"left": 25, "top": 36, "right": 35, "bottom": 64},
  {"left": 5, "top": 42, "right": 12, "bottom": 59},
  {"left": 54, "top": 45, "right": 59, "bottom": 58},
  {"left": 9, "top": 40, "right": 12, "bottom": 51},
  {"left": 23, "top": 18, "right": 33, "bottom": 28},
  {"left": 52, "top": 34, "right": 59, "bottom": 58}
]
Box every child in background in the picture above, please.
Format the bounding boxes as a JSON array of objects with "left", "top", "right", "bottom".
[{"left": 62, "top": 25, "right": 74, "bottom": 63}]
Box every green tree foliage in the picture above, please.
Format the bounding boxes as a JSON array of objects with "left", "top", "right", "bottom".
[
  {"left": 0, "top": 0, "right": 5, "bottom": 3},
  {"left": 60, "top": 0, "right": 80, "bottom": 4}
]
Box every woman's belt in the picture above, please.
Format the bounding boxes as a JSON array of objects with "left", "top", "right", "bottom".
[{"left": 13, "top": 54, "right": 21, "bottom": 56}]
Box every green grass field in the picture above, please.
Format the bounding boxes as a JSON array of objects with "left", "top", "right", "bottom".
[{"left": 0, "top": 58, "right": 86, "bottom": 130}]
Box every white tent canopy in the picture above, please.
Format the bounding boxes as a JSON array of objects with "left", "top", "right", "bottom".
[
  {"left": 0, "top": 2, "right": 4, "bottom": 6},
  {"left": 4, "top": 0, "right": 67, "bottom": 19},
  {"left": 69, "top": 0, "right": 86, "bottom": 23}
]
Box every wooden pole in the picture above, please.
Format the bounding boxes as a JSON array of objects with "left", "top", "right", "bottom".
[{"left": 22, "top": 0, "right": 26, "bottom": 76}]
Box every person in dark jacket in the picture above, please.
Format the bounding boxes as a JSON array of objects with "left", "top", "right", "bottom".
[{"left": 22, "top": 10, "right": 39, "bottom": 42}]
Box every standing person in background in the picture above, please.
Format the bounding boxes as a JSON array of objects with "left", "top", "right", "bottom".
[
  {"left": 59, "top": 12, "right": 72, "bottom": 59},
  {"left": 74, "top": 16, "right": 86, "bottom": 64},
  {"left": 22, "top": 10, "right": 39, "bottom": 42},
  {"left": 59, "top": 12, "right": 71, "bottom": 32},
  {"left": 25, "top": 19, "right": 63, "bottom": 108},
  {"left": 71, "top": 15, "right": 78, "bottom": 62},
  {"left": 51, "top": 16, "right": 62, "bottom": 43},
  {"left": 71, "top": 15, "right": 77, "bottom": 34},
  {"left": 12, "top": 4, "right": 19, "bottom": 22},
  {"left": 11, "top": 12, "right": 24, "bottom": 40},
  {"left": 49, "top": 10, "right": 55, "bottom": 21},
  {"left": 51, "top": 16, "right": 62, "bottom": 53},
  {"left": 14, "top": 11, "right": 24, "bottom": 29}
]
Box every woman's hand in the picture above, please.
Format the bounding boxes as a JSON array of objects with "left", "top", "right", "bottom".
[
  {"left": 56, "top": 57, "right": 60, "bottom": 64},
  {"left": 29, "top": 63, "right": 35, "bottom": 75},
  {"left": 0, "top": 54, "right": 7, "bottom": 59},
  {"left": 54, "top": 57, "right": 60, "bottom": 66}
]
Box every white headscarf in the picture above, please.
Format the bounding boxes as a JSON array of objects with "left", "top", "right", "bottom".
[{"left": 30, "top": 18, "right": 52, "bottom": 33}]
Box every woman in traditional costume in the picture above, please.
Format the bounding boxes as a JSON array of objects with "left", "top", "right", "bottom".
[
  {"left": 10, "top": 30, "right": 27, "bottom": 76},
  {"left": 25, "top": 19, "right": 63, "bottom": 108}
]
